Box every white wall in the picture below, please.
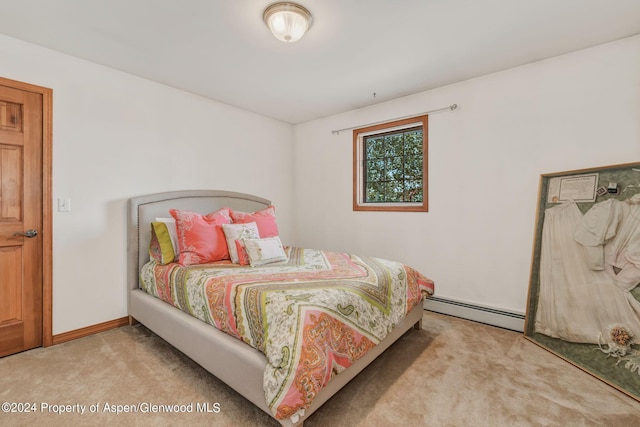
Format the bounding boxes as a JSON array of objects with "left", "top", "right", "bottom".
[
  {"left": 0, "top": 34, "right": 294, "bottom": 335},
  {"left": 1, "top": 32, "right": 638, "bottom": 335},
  {"left": 292, "top": 35, "right": 640, "bottom": 315}
]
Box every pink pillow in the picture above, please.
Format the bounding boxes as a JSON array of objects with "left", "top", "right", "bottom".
[
  {"left": 230, "top": 206, "right": 279, "bottom": 238},
  {"left": 235, "top": 240, "right": 250, "bottom": 266},
  {"left": 169, "top": 208, "right": 231, "bottom": 265}
]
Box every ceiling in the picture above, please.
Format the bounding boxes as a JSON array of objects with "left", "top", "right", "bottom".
[{"left": 0, "top": 0, "right": 639, "bottom": 124}]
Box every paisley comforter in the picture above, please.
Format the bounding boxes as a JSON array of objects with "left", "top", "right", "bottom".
[{"left": 140, "top": 247, "right": 434, "bottom": 420}]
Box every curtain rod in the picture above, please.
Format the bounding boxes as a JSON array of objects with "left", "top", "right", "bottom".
[{"left": 331, "top": 103, "right": 458, "bottom": 135}]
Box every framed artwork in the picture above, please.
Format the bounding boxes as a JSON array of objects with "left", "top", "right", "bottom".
[{"left": 525, "top": 162, "right": 640, "bottom": 401}]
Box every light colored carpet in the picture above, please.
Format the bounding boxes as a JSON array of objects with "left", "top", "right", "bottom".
[{"left": 1, "top": 311, "right": 639, "bottom": 426}]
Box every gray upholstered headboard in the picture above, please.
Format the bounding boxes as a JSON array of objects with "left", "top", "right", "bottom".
[{"left": 127, "top": 190, "right": 271, "bottom": 296}]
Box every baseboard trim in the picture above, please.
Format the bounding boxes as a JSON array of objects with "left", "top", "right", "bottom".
[
  {"left": 49, "top": 300, "right": 523, "bottom": 344},
  {"left": 52, "top": 317, "right": 130, "bottom": 345},
  {"left": 424, "top": 297, "right": 525, "bottom": 332}
]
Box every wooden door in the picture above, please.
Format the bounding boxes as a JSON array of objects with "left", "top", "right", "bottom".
[{"left": 0, "top": 83, "right": 43, "bottom": 357}]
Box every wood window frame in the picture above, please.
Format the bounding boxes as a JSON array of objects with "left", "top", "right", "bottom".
[{"left": 353, "top": 114, "right": 428, "bottom": 212}]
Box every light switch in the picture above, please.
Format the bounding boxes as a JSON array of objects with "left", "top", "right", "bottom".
[{"left": 58, "top": 197, "right": 71, "bottom": 212}]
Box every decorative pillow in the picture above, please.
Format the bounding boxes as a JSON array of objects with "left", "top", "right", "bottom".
[
  {"left": 243, "top": 236, "right": 288, "bottom": 267},
  {"left": 221, "top": 222, "right": 260, "bottom": 263},
  {"left": 154, "top": 217, "right": 179, "bottom": 257},
  {"left": 149, "top": 221, "right": 176, "bottom": 265},
  {"left": 230, "top": 206, "right": 279, "bottom": 238},
  {"left": 235, "top": 240, "right": 250, "bottom": 265},
  {"left": 169, "top": 208, "right": 231, "bottom": 265}
]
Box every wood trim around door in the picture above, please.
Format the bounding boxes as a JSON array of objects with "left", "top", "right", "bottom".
[{"left": 0, "top": 76, "right": 53, "bottom": 347}]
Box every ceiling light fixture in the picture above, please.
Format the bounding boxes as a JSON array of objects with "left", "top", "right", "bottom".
[{"left": 263, "top": 2, "right": 312, "bottom": 43}]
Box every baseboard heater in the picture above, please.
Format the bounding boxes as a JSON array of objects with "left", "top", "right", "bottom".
[{"left": 423, "top": 296, "right": 525, "bottom": 332}]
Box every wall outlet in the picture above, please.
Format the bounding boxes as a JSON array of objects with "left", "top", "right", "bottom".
[{"left": 58, "top": 197, "right": 71, "bottom": 212}]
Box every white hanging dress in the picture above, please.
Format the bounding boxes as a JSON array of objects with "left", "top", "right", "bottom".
[{"left": 535, "top": 201, "right": 640, "bottom": 344}]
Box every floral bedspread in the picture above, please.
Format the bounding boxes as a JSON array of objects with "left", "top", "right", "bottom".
[{"left": 140, "top": 247, "right": 434, "bottom": 420}]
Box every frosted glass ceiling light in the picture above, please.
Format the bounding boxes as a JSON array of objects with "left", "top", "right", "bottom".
[{"left": 263, "top": 2, "right": 312, "bottom": 43}]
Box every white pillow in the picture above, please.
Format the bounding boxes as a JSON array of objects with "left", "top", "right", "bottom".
[
  {"left": 221, "top": 222, "right": 260, "bottom": 263},
  {"left": 243, "top": 236, "right": 288, "bottom": 267},
  {"left": 155, "top": 217, "right": 179, "bottom": 256}
]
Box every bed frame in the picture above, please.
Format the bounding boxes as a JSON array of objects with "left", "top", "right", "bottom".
[{"left": 127, "top": 190, "right": 424, "bottom": 426}]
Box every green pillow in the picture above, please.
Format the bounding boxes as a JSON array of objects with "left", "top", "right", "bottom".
[{"left": 149, "top": 221, "right": 176, "bottom": 265}]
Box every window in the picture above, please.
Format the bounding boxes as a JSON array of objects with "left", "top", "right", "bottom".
[{"left": 353, "top": 115, "right": 428, "bottom": 212}]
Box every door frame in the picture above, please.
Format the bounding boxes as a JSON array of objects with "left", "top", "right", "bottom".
[{"left": 0, "top": 76, "right": 53, "bottom": 347}]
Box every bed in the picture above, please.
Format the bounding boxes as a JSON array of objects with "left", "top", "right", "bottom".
[{"left": 127, "top": 190, "right": 434, "bottom": 426}]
